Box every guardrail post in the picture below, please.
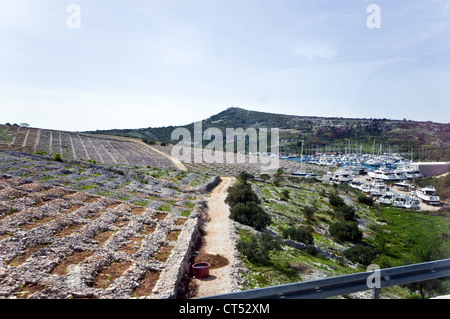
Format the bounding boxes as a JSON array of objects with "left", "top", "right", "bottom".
[{"left": 373, "top": 288, "right": 380, "bottom": 299}]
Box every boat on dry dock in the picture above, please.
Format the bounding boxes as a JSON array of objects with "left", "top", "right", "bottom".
[{"left": 416, "top": 186, "right": 440, "bottom": 205}]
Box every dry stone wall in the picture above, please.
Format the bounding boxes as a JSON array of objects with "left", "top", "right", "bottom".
[{"left": 0, "top": 150, "right": 210, "bottom": 299}]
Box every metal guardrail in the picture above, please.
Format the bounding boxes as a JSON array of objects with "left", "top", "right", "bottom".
[{"left": 199, "top": 258, "right": 450, "bottom": 299}]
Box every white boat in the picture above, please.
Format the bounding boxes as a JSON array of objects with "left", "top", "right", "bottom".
[
  {"left": 360, "top": 183, "right": 372, "bottom": 194},
  {"left": 395, "top": 164, "right": 423, "bottom": 179},
  {"left": 369, "top": 181, "right": 389, "bottom": 197},
  {"left": 378, "top": 191, "right": 397, "bottom": 205},
  {"left": 290, "top": 140, "right": 317, "bottom": 178},
  {"left": 392, "top": 194, "right": 420, "bottom": 210},
  {"left": 416, "top": 186, "right": 440, "bottom": 205},
  {"left": 330, "top": 167, "right": 355, "bottom": 183},
  {"left": 368, "top": 168, "right": 398, "bottom": 181},
  {"left": 291, "top": 171, "right": 317, "bottom": 178},
  {"left": 392, "top": 169, "right": 408, "bottom": 181},
  {"left": 349, "top": 180, "right": 363, "bottom": 190},
  {"left": 394, "top": 181, "right": 415, "bottom": 192}
]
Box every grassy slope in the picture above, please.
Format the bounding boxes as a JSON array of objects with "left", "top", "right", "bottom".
[{"left": 237, "top": 177, "right": 450, "bottom": 298}]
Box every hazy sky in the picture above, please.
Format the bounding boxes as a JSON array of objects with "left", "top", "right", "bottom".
[{"left": 1, "top": 0, "right": 449, "bottom": 131}]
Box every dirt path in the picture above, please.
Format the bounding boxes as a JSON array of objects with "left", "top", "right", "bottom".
[
  {"left": 135, "top": 140, "right": 188, "bottom": 171},
  {"left": 192, "top": 176, "right": 240, "bottom": 298}
]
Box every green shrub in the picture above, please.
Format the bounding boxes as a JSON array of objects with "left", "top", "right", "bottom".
[
  {"left": 280, "top": 189, "right": 290, "bottom": 201},
  {"left": 329, "top": 193, "right": 345, "bottom": 207},
  {"left": 329, "top": 221, "right": 363, "bottom": 243},
  {"left": 237, "top": 231, "right": 281, "bottom": 265},
  {"left": 229, "top": 202, "right": 271, "bottom": 231},
  {"left": 225, "top": 181, "right": 260, "bottom": 208},
  {"left": 303, "top": 206, "right": 315, "bottom": 220},
  {"left": 238, "top": 171, "right": 254, "bottom": 182},
  {"left": 282, "top": 226, "right": 314, "bottom": 245},
  {"left": 334, "top": 204, "right": 357, "bottom": 222},
  {"left": 343, "top": 244, "right": 378, "bottom": 265},
  {"left": 142, "top": 138, "right": 156, "bottom": 145},
  {"left": 358, "top": 194, "right": 374, "bottom": 206},
  {"left": 34, "top": 150, "right": 47, "bottom": 156},
  {"left": 52, "top": 153, "right": 63, "bottom": 162}
]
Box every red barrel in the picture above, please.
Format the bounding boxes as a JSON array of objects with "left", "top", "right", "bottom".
[{"left": 192, "top": 262, "right": 210, "bottom": 279}]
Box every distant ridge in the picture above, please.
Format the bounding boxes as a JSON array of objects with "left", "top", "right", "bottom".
[{"left": 89, "top": 107, "right": 449, "bottom": 162}]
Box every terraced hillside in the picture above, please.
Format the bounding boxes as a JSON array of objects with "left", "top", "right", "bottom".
[
  {"left": 0, "top": 125, "right": 176, "bottom": 169},
  {"left": 0, "top": 150, "right": 216, "bottom": 299}
]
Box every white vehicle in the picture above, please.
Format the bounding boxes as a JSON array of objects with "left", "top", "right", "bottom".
[{"left": 416, "top": 186, "right": 440, "bottom": 205}]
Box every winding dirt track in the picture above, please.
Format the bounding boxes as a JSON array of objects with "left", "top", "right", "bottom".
[
  {"left": 135, "top": 140, "right": 187, "bottom": 171},
  {"left": 193, "top": 177, "right": 237, "bottom": 297}
]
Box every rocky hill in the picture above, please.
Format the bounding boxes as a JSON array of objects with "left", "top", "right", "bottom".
[{"left": 90, "top": 107, "right": 450, "bottom": 162}]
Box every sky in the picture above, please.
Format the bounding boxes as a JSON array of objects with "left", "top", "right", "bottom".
[{"left": 0, "top": 0, "right": 449, "bottom": 131}]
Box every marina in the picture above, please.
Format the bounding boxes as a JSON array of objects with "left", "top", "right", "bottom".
[{"left": 281, "top": 150, "right": 446, "bottom": 211}]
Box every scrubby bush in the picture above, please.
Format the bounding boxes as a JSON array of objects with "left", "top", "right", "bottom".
[
  {"left": 33, "top": 150, "right": 47, "bottom": 156},
  {"left": 358, "top": 194, "right": 374, "bottom": 206},
  {"left": 343, "top": 243, "right": 378, "bottom": 265},
  {"left": 238, "top": 171, "right": 254, "bottom": 182},
  {"left": 52, "top": 153, "right": 63, "bottom": 162},
  {"left": 334, "top": 204, "right": 357, "bottom": 222},
  {"left": 237, "top": 231, "right": 281, "bottom": 265},
  {"left": 142, "top": 138, "right": 156, "bottom": 145},
  {"left": 282, "top": 226, "right": 314, "bottom": 245},
  {"left": 329, "top": 193, "right": 345, "bottom": 207},
  {"left": 303, "top": 206, "right": 315, "bottom": 220},
  {"left": 280, "top": 189, "right": 290, "bottom": 201},
  {"left": 329, "top": 221, "right": 363, "bottom": 243},
  {"left": 225, "top": 181, "right": 260, "bottom": 208},
  {"left": 229, "top": 202, "right": 271, "bottom": 231}
]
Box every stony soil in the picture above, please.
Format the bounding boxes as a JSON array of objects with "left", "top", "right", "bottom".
[{"left": 0, "top": 150, "right": 215, "bottom": 299}]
